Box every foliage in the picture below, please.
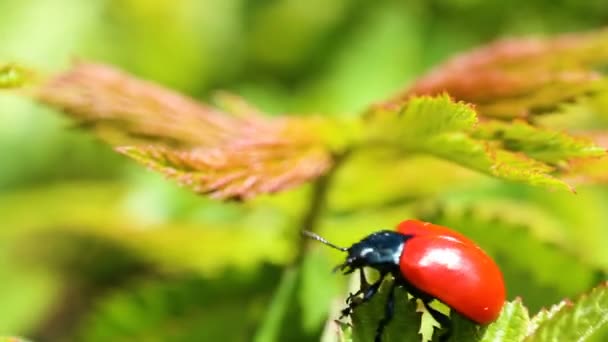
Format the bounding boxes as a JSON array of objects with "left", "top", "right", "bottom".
[
  {"left": 31, "top": 64, "right": 605, "bottom": 197},
  {"left": 392, "top": 29, "right": 608, "bottom": 120},
  {"left": 2, "top": 2, "right": 608, "bottom": 342},
  {"left": 333, "top": 283, "right": 608, "bottom": 342}
]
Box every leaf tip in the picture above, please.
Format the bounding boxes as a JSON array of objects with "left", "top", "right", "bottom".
[{"left": 0, "top": 63, "right": 35, "bottom": 89}]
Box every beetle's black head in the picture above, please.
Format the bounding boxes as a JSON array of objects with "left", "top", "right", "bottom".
[
  {"left": 336, "top": 230, "right": 408, "bottom": 275},
  {"left": 302, "top": 230, "right": 409, "bottom": 275}
]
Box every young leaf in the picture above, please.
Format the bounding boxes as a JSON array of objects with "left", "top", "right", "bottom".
[
  {"left": 116, "top": 141, "right": 331, "bottom": 200},
  {"left": 526, "top": 301, "right": 568, "bottom": 337},
  {"left": 365, "top": 95, "right": 572, "bottom": 191},
  {"left": 387, "top": 29, "right": 608, "bottom": 119},
  {"left": 473, "top": 120, "right": 606, "bottom": 165},
  {"left": 33, "top": 63, "right": 336, "bottom": 199},
  {"left": 366, "top": 95, "right": 477, "bottom": 143},
  {"left": 480, "top": 299, "right": 530, "bottom": 342},
  {"left": 564, "top": 156, "right": 608, "bottom": 185},
  {"left": 525, "top": 282, "right": 608, "bottom": 342}
]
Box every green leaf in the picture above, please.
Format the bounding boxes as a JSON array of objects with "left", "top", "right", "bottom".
[
  {"left": 525, "top": 282, "right": 608, "bottom": 342},
  {"left": 426, "top": 134, "right": 570, "bottom": 191},
  {"left": 77, "top": 271, "right": 280, "bottom": 342},
  {"left": 449, "top": 313, "right": 484, "bottom": 341},
  {"left": 481, "top": 299, "right": 530, "bottom": 342},
  {"left": 366, "top": 95, "right": 477, "bottom": 145},
  {"left": 365, "top": 95, "right": 573, "bottom": 191},
  {"left": 328, "top": 154, "right": 481, "bottom": 213},
  {"left": 473, "top": 120, "right": 606, "bottom": 164},
  {"left": 526, "top": 301, "right": 568, "bottom": 337},
  {"left": 350, "top": 280, "right": 422, "bottom": 342},
  {"left": 344, "top": 282, "right": 531, "bottom": 342}
]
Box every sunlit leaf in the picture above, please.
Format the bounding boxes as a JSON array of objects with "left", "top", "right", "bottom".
[
  {"left": 389, "top": 29, "right": 608, "bottom": 119},
  {"left": 564, "top": 156, "right": 608, "bottom": 185},
  {"left": 365, "top": 95, "right": 572, "bottom": 191},
  {"left": 525, "top": 282, "right": 608, "bottom": 342},
  {"left": 33, "top": 63, "right": 337, "bottom": 199},
  {"left": 344, "top": 279, "right": 532, "bottom": 342},
  {"left": 526, "top": 301, "right": 568, "bottom": 337},
  {"left": 366, "top": 95, "right": 477, "bottom": 143},
  {"left": 116, "top": 141, "right": 331, "bottom": 200},
  {"left": 328, "top": 154, "right": 481, "bottom": 213},
  {"left": 473, "top": 120, "right": 606, "bottom": 164},
  {"left": 481, "top": 299, "right": 530, "bottom": 342}
]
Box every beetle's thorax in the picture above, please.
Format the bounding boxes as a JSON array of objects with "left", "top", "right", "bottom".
[{"left": 340, "top": 230, "right": 409, "bottom": 274}]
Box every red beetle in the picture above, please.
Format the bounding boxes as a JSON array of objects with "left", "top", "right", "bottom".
[{"left": 303, "top": 219, "right": 505, "bottom": 342}]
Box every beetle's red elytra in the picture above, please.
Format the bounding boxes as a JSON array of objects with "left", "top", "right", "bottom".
[{"left": 303, "top": 219, "right": 506, "bottom": 342}]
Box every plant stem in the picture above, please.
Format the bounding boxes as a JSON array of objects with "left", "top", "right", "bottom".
[{"left": 295, "top": 151, "right": 350, "bottom": 264}]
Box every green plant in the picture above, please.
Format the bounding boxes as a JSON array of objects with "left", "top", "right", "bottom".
[{"left": 3, "top": 27, "right": 608, "bottom": 341}]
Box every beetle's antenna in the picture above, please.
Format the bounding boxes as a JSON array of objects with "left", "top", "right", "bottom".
[{"left": 302, "top": 230, "right": 348, "bottom": 252}]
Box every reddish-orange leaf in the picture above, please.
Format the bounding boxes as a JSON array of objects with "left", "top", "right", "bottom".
[
  {"left": 34, "top": 62, "right": 334, "bottom": 199},
  {"left": 387, "top": 29, "right": 608, "bottom": 119}
]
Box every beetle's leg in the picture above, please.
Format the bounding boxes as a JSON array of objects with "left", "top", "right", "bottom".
[
  {"left": 374, "top": 281, "right": 396, "bottom": 342},
  {"left": 345, "top": 269, "right": 371, "bottom": 304},
  {"left": 359, "top": 268, "right": 370, "bottom": 289},
  {"left": 340, "top": 273, "right": 386, "bottom": 318},
  {"left": 423, "top": 301, "right": 452, "bottom": 342}
]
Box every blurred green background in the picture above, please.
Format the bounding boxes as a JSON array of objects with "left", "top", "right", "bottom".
[{"left": 1, "top": 0, "right": 608, "bottom": 341}]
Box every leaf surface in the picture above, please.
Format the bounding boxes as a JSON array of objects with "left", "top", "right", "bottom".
[
  {"left": 34, "top": 63, "right": 337, "bottom": 199},
  {"left": 526, "top": 282, "right": 608, "bottom": 342}
]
